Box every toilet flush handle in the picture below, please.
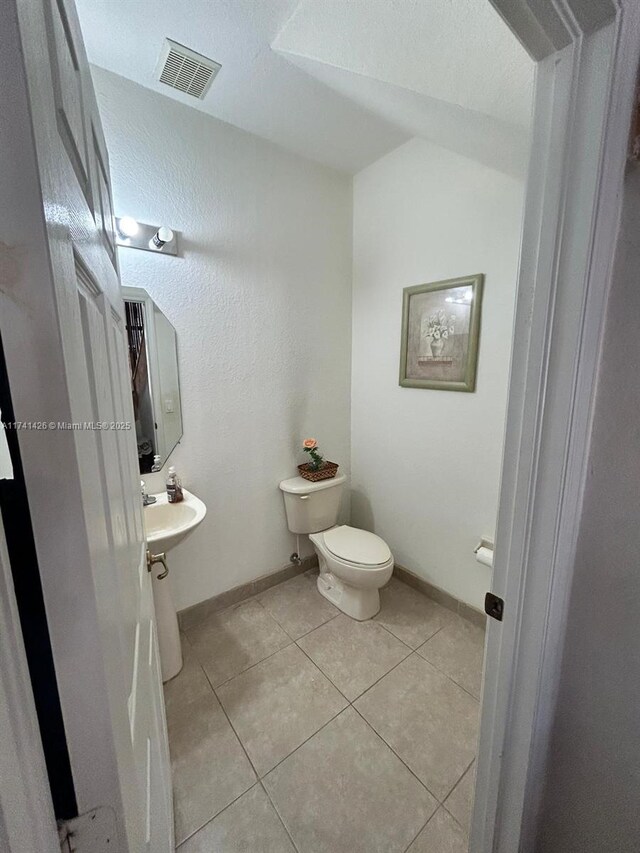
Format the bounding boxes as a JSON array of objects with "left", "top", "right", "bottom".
[{"left": 299, "top": 494, "right": 309, "bottom": 500}]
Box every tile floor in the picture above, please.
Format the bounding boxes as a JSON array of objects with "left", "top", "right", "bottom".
[{"left": 165, "top": 572, "right": 486, "bottom": 852}]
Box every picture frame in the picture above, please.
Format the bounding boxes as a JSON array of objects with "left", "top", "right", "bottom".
[{"left": 399, "top": 273, "right": 484, "bottom": 392}]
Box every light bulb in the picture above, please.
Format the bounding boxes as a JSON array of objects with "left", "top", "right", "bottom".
[
  {"left": 157, "top": 227, "right": 174, "bottom": 243},
  {"left": 151, "top": 227, "right": 174, "bottom": 249},
  {"left": 118, "top": 216, "right": 139, "bottom": 238}
]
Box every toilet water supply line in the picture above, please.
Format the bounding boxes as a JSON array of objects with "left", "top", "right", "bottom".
[{"left": 290, "top": 534, "right": 303, "bottom": 566}]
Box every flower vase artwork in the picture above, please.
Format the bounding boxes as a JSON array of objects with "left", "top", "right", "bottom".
[
  {"left": 400, "top": 274, "right": 484, "bottom": 391},
  {"left": 421, "top": 310, "right": 455, "bottom": 358},
  {"left": 298, "top": 438, "right": 339, "bottom": 482}
]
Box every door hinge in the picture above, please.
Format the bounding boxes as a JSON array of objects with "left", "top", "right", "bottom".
[
  {"left": 58, "top": 807, "right": 118, "bottom": 853},
  {"left": 484, "top": 592, "right": 504, "bottom": 622}
]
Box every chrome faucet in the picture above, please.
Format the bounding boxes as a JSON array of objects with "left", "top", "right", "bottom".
[{"left": 141, "top": 480, "right": 157, "bottom": 506}]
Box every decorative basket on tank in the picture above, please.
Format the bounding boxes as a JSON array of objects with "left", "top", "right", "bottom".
[{"left": 297, "top": 461, "right": 339, "bottom": 482}]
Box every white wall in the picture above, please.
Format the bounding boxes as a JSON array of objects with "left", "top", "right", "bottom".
[
  {"left": 93, "top": 68, "right": 352, "bottom": 611},
  {"left": 534, "top": 165, "right": 640, "bottom": 853},
  {"left": 351, "top": 138, "right": 524, "bottom": 609}
]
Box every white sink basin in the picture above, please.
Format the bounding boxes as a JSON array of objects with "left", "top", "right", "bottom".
[{"left": 143, "top": 488, "right": 207, "bottom": 552}]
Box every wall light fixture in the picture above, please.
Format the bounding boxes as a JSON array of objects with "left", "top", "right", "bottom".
[{"left": 115, "top": 217, "right": 179, "bottom": 257}]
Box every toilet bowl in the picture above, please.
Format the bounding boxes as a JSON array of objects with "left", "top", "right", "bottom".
[
  {"left": 279, "top": 473, "right": 394, "bottom": 621},
  {"left": 310, "top": 525, "right": 394, "bottom": 620}
]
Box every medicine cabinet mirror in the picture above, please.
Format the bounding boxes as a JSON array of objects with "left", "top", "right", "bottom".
[{"left": 122, "top": 287, "right": 183, "bottom": 473}]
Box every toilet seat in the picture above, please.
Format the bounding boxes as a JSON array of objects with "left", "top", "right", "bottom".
[{"left": 323, "top": 525, "right": 391, "bottom": 567}]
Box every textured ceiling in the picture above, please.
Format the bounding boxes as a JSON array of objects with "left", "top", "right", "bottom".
[
  {"left": 274, "top": 0, "right": 533, "bottom": 128},
  {"left": 75, "top": 0, "right": 533, "bottom": 175}
]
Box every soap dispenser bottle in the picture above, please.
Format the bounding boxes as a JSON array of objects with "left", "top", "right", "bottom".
[{"left": 166, "top": 466, "right": 184, "bottom": 504}]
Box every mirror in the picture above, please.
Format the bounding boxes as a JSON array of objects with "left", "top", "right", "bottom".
[{"left": 122, "top": 287, "right": 182, "bottom": 473}]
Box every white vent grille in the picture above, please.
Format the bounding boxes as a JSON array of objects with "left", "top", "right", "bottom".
[{"left": 156, "top": 39, "right": 221, "bottom": 100}]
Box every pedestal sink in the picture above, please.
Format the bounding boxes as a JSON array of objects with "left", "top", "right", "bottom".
[
  {"left": 144, "top": 489, "right": 206, "bottom": 682},
  {"left": 145, "top": 489, "right": 207, "bottom": 552}
]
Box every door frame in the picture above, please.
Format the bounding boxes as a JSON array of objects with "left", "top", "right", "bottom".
[{"left": 473, "top": 1, "right": 640, "bottom": 850}]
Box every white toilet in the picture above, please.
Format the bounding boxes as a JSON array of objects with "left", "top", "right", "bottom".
[{"left": 279, "top": 473, "right": 394, "bottom": 620}]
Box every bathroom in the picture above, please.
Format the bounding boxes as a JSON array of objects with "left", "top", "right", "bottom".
[
  {"left": 85, "top": 1, "right": 531, "bottom": 848},
  {"left": 4, "top": 1, "right": 636, "bottom": 852}
]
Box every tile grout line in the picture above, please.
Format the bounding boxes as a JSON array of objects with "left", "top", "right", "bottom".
[
  {"left": 371, "top": 617, "right": 425, "bottom": 651},
  {"left": 183, "top": 583, "right": 307, "bottom": 640},
  {"left": 187, "top": 589, "right": 341, "bottom": 688},
  {"left": 202, "top": 637, "right": 296, "bottom": 690},
  {"left": 190, "top": 617, "right": 480, "bottom": 707},
  {"left": 400, "top": 803, "right": 441, "bottom": 853},
  {"left": 292, "top": 639, "right": 354, "bottom": 704},
  {"left": 441, "top": 803, "right": 471, "bottom": 836},
  {"left": 258, "top": 780, "right": 302, "bottom": 853},
  {"left": 291, "top": 610, "right": 341, "bottom": 641},
  {"left": 293, "top": 623, "right": 415, "bottom": 704},
  {"left": 400, "top": 799, "right": 470, "bottom": 853},
  {"left": 200, "top": 622, "right": 476, "bottom": 790},
  {"left": 172, "top": 687, "right": 470, "bottom": 852},
  {"left": 169, "top": 658, "right": 476, "bottom": 850},
  {"left": 254, "top": 689, "right": 469, "bottom": 853},
  {"left": 182, "top": 591, "right": 266, "bottom": 634},
  {"left": 166, "top": 648, "right": 254, "bottom": 847},
  {"left": 179, "top": 562, "right": 319, "bottom": 633},
  {"left": 258, "top": 704, "right": 349, "bottom": 781},
  {"left": 170, "top": 652, "right": 301, "bottom": 848},
  {"left": 174, "top": 781, "right": 262, "bottom": 849},
  {"left": 345, "top": 643, "right": 414, "bottom": 702},
  {"left": 414, "top": 642, "right": 482, "bottom": 702},
  {"left": 349, "top": 701, "right": 442, "bottom": 804},
  {"left": 441, "top": 756, "right": 476, "bottom": 832},
  {"left": 204, "top": 670, "right": 262, "bottom": 782},
  {"left": 350, "top": 657, "right": 477, "bottom": 807},
  {"left": 208, "top": 639, "right": 349, "bottom": 785},
  {"left": 255, "top": 593, "right": 341, "bottom": 642},
  {"left": 187, "top": 576, "right": 474, "bottom": 695}
]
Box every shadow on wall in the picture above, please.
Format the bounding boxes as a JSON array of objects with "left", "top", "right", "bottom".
[{"left": 350, "top": 489, "right": 375, "bottom": 532}]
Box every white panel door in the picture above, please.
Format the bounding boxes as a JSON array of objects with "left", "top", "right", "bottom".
[{"left": 0, "top": 0, "right": 173, "bottom": 850}]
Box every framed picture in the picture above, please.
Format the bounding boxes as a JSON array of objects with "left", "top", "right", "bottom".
[{"left": 399, "top": 273, "right": 484, "bottom": 392}]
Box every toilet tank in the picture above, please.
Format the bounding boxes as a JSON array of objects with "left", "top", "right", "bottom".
[{"left": 279, "top": 473, "right": 346, "bottom": 534}]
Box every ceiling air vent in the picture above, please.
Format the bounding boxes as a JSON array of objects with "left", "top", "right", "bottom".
[{"left": 155, "top": 38, "right": 221, "bottom": 100}]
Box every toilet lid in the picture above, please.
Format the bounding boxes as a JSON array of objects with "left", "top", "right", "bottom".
[{"left": 323, "top": 525, "right": 391, "bottom": 566}]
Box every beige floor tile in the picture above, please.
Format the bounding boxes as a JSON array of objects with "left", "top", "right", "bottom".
[
  {"left": 186, "top": 599, "right": 291, "bottom": 686},
  {"left": 297, "top": 613, "right": 411, "bottom": 700},
  {"left": 264, "top": 707, "right": 437, "bottom": 853},
  {"left": 177, "top": 783, "right": 295, "bottom": 852},
  {"left": 374, "top": 578, "right": 457, "bottom": 648},
  {"left": 445, "top": 762, "right": 476, "bottom": 835},
  {"left": 257, "top": 572, "right": 339, "bottom": 639},
  {"left": 163, "top": 634, "right": 213, "bottom": 725},
  {"left": 168, "top": 693, "right": 256, "bottom": 844},
  {"left": 407, "top": 807, "right": 468, "bottom": 853},
  {"left": 417, "top": 618, "right": 486, "bottom": 698},
  {"left": 354, "top": 654, "right": 479, "bottom": 801},
  {"left": 217, "top": 644, "right": 347, "bottom": 777}
]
